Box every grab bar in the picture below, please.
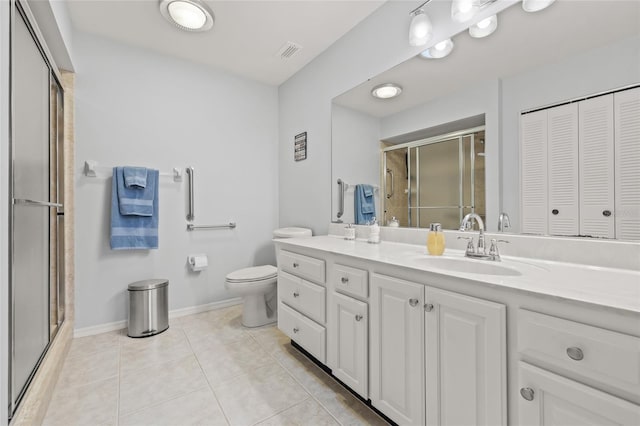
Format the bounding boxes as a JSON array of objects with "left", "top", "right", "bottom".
[
  {"left": 337, "top": 179, "right": 345, "bottom": 221},
  {"left": 187, "top": 222, "right": 236, "bottom": 231},
  {"left": 386, "top": 168, "right": 394, "bottom": 199},
  {"left": 186, "top": 167, "right": 194, "bottom": 221}
]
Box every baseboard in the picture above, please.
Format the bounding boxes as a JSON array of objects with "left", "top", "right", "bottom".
[{"left": 73, "top": 297, "right": 243, "bottom": 338}]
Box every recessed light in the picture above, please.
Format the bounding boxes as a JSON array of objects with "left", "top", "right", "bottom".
[
  {"left": 371, "top": 83, "right": 403, "bottom": 99},
  {"left": 469, "top": 15, "right": 498, "bottom": 38},
  {"left": 159, "top": 0, "right": 214, "bottom": 32},
  {"left": 522, "top": 0, "right": 556, "bottom": 13},
  {"left": 419, "top": 39, "right": 454, "bottom": 59}
]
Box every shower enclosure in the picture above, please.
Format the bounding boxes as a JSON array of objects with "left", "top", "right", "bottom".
[{"left": 382, "top": 127, "right": 485, "bottom": 229}]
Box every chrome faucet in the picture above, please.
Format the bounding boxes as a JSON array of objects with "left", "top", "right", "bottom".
[
  {"left": 498, "top": 212, "right": 511, "bottom": 232},
  {"left": 459, "top": 213, "right": 509, "bottom": 261}
]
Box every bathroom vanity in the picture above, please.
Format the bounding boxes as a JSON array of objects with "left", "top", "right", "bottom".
[{"left": 275, "top": 233, "right": 640, "bottom": 426}]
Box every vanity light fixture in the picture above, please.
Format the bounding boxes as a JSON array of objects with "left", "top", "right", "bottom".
[
  {"left": 522, "top": 0, "right": 556, "bottom": 12},
  {"left": 451, "top": 0, "right": 498, "bottom": 23},
  {"left": 409, "top": 1, "right": 434, "bottom": 46},
  {"left": 419, "top": 39, "right": 455, "bottom": 59},
  {"left": 469, "top": 14, "right": 498, "bottom": 38},
  {"left": 159, "top": 0, "right": 214, "bottom": 32},
  {"left": 371, "top": 83, "right": 403, "bottom": 99}
]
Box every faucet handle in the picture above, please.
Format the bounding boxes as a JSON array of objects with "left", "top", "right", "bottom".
[
  {"left": 458, "top": 236, "right": 475, "bottom": 254},
  {"left": 489, "top": 239, "right": 510, "bottom": 259}
]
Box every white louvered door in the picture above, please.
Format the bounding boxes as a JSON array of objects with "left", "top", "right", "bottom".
[
  {"left": 614, "top": 87, "right": 640, "bottom": 241},
  {"left": 547, "top": 103, "right": 579, "bottom": 236},
  {"left": 521, "top": 110, "right": 548, "bottom": 235},
  {"left": 579, "top": 95, "right": 615, "bottom": 238}
]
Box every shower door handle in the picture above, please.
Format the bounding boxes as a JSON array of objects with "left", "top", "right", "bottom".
[
  {"left": 337, "top": 178, "right": 345, "bottom": 220},
  {"left": 13, "top": 198, "right": 63, "bottom": 208},
  {"left": 186, "top": 167, "right": 194, "bottom": 221},
  {"left": 386, "top": 169, "right": 394, "bottom": 199}
]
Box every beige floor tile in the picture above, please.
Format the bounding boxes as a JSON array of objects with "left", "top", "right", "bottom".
[
  {"left": 248, "top": 325, "right": 290, "bottom": 355},
  {"left": 119, "top": 354, "right": 209, "bottom": 415},
  {"left": 214, "top": 363, "right": 309, "bottom": 425},
  {"left": 56, "top": 348, "right": 119, "bottom": 389},
  {"left": 119, "top": 387, "right": 228, "bottom": 426},
  {"left": 183, "top": 316, "right": 247, "bottom": 345},
  {"left": 66, "top": 329, "right": 123, "bottom": 359},
  {"left": 43, "top": 377, "right": 118, "bottom": 426},
  {"left": 120, "top": 328, "right": 193, "bottom": 373},
  {"left": 121, "top": 326, "right": 186, "bottom": 349},
  {"left": 257, "top": 398, "right": 339, "bottom": 426}
]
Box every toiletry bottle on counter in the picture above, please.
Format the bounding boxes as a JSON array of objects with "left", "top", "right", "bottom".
[
  {"left": 427, "top": 223, "right": 445, "bottom": 255},
  {"left": 368, "top": 218, "right": 380, "bottom": 244},
  {"left": 387, "top": 217, "right": 399, "bottom": 227},
  {"left": 344, "top": 224, "right": 356, "bottom": 240}
]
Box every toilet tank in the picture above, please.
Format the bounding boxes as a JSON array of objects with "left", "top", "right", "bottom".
[{"left": 273, "top": 227, "right": 312, "bottom": 239}]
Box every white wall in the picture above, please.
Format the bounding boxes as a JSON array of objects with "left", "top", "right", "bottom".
[
  {"left": 331, "top": 104, "right": 381, "bottom": 224},
  {"left": 74, "top": 33, "right": 279, "bottom": 329}
]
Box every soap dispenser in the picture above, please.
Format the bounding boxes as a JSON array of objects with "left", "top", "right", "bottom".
[
  {"left": 368, "top": 218, "right": 380, "bottom": 244},
  {"left": 427, "top": 223, "right": 445, "bottom": 255}
]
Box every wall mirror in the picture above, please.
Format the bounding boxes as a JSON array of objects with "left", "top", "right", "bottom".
[{"left": 331, "top": 0, "right": 639, "bottom": 237}]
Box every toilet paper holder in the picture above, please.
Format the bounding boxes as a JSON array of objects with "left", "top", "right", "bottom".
[{"left": 187, "top": 254, "right": 208, "bottom": 272}]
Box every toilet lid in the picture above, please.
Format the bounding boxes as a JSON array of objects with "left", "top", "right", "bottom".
[{"left": 226, "top": 265, "right": 277, "bottom": 283}]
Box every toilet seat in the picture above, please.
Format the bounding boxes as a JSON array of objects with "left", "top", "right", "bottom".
[{"left": 225, "top": 265, "right": 277, "bottom": 283}]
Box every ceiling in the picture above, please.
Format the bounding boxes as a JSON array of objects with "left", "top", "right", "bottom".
[
  {"left": 65, "top": 0, "right": 385, "bottom": 86},
  {"left": 334, "top": 0, "right": 640, "bottom": 117}
]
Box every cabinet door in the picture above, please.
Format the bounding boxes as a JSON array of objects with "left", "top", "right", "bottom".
[
  {"left": 548, "top": 103, "right": 579, "bottom": 236},
  {"left": 518, "top": 362, "right": 640, "bottom": 426},
  {"left": 425, "top": 287, "right": 506, "bottom": 426},
  {"left": 370, "top": 273, "right": 424, "bottom": 426},
  {"left": 614, "top": 87, "right": 640, "bottom": 241},
  {"left": 329, "top": 292, "right": 368, "bottom": 399},
  {"left": 520, "top": 109, "right": 548, "bottom": 235},
  {"left": 579, "top": 94, "right": 615, "bottom": 238}
]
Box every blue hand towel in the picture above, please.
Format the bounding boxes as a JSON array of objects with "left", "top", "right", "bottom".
[
  {"left": 110, "top": 167, "right": 159, "bottom": 250},
  {"left": 355, "top": 184, "right": 376, "bottom": 225},
  {"left": 117, "top": 167, "right": 154, "bottom": 216},
  {"left": 123, "top": 166, "right": 147, "bottom": 188}
]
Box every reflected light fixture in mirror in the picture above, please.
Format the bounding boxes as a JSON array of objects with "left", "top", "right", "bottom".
[
  {"left": 409, "top": 9, "right": 433, "bottom": 46},
  {"left": 469, "top": 14, "right": 498, "bottom": 38},
  {"left": 371, "top": 83, "right": 403, "bottom": 99},
  {"left": 159, "top": 0, "right": 214, "bottom": 32},
  {"left": 522, "top": 0, "right": 556, "bottom": 13},
  {"left": 451, "top": 0, "right": 479, "bottom": 23},
  {"left": 420, "top": 39, "right": 455, "bottom": 59}
]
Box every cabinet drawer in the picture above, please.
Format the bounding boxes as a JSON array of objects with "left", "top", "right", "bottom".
[
  {"left": 518, "top": 309, "right": 640, "bottom": 396},
  {"left": 278, "top": 302, "right": 326, "bottom": 363},
  {"left": 332, "top": 264, "right": 368, "bottom": 299},
  {"left": 279, "top": 271, "right": 326, "bottom": 324},
  {"left": 280, "top": 250, "right": 326, "bottom": 284}
]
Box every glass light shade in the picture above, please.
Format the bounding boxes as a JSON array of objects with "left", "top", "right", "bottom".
[
  {"left": 371, "top": 84, "right": 403, "bottom": 99},
  {"left": 469, "top": 15, "right": 498, "bottom": 38},
  {"left": 159, "top": 0, "right": 214, "bottom": 32},
  {"left": 451, "top": 0, "right": 479, "bottom": 23},
  {"left": 522, "top": 0, "right": 556, "bottom": 12},
  {"left": 409, "top": 10, "right": 433, "bottom": 47},
  {"left": 419, "top": 39, "right": 455, "bottom": 59}
]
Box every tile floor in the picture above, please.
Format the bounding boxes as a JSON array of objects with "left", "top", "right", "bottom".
[{"left": 43, "top": 304, "right": 389, "bottom": 426}]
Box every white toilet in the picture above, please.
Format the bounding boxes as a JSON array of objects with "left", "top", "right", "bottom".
[{"left": 225, "top": 227, "right": 312, "bottom": 327}]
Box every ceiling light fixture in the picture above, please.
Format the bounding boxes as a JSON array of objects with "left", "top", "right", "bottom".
[
  {"left": 419, "top": 39, "right": 455, "bottom": 59},
  {"left": 408, "top": 0, "right": 433, "bottom": 47},
  {"left": 371, "top": 83, "right": 403, "bottom": 99},
  {"left": 451, "top": 0, "right": 498, "bottom": 23},
  {"left": 522, "top": 0, "right": 556, "bottom": 13},
  {"left": 159, "top": 0, "right": 214, "bottom": 32},
  {"left": 469, "top": 14, "right": 498, "bottom": 38}
]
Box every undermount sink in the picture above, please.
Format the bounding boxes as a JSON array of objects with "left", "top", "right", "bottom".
[{"left": 413, "top": 256, "right": 522, "bottom": 276}]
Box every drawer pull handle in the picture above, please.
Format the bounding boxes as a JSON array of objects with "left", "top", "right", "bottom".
[
  {"left": 293, "top": 327, "right": 299, "bottom": 334},
  {"left": 341, "top": 277, "right": 349, "bottom": 284},
  {"left": 293, "top": 291, "right": 299, "bottom": 298},
  {"left": 409, "top": 298, "right": 420, "bottom": 307},
  {"left": 293, "top": 262, "right": 299, "bottom": 268},
  {"left": 424, "top": 303, "right": 434, "bottom": 312},
  {"left": 520, "top": 387, "right": 535, "bottom": 401},
  {"left": 355, "top": 314, "right": 363, "bottom": 321},
  {"left": 566, "top": 347, "right": 584, "bottom": 361}
]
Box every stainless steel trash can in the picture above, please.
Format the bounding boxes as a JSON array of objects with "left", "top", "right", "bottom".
[{"left": 127, "top": 279, "right": 169, "bottom": 338}]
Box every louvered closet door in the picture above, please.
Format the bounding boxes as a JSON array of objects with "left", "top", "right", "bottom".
[
  {"left": 614, "top": 87, "right": 640, "bottom": 241},
  {"left": 521, "top": 110, "right": 548, "bottom": 234},
  {"left": 548, "top": 103, "right": 579, "bottom": 236},
  {"left": 579, "top": 95, "right": 615, "bottom": 238}
]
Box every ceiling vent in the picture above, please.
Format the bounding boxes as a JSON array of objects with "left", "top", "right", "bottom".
[{"left": 276, "top": 41, "right": 302, "bottom": 60}]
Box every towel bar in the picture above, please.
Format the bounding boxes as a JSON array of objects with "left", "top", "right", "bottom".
[{"left": 187, "top": 222, "right": 237, "bottom": 231}]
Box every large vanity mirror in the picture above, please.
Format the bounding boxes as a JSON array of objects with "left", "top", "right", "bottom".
[{"left": 331, "top": 1, "right": 639, "bottom": 238}]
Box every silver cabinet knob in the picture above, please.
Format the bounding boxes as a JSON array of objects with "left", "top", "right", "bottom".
[
  {"left": 409, "top": 298, "right": 419, "bottom": 307},
  {"left": 293, "top": 327, "right": 299, "bottom": 334},
  {"left": 293, "top": 291, "right": 299, "bottom": 298},
  {"left": 520, "top": 387, "right": 535, "bottom": 401},
  {"left": 293, "top": 262, "right": 299, "bottom": 268},
  {"left": 424, "top": 303, "right": 434, "bottom": 312},
  {"left": 341, "top": 277, "right": 349, "bottom": 284},
  {"left": 355, "top": 314, "right": 363, "bottom": 321},
  {"left": 566, "top": 347, "right": 584, "bottom": 361}
]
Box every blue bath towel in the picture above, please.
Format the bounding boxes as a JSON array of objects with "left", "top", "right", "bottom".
[
  {"left": 355, "top": 184, "right": 375, "bottom": 225},
  {"left": 123, "top": 166, "right": 147, "bottom": 188},
  {"left": 117, "top": 167, "right": 154, "bottom": 216},
  {"left": 110, "top": 167, "right": 159, "bottom": 250}
]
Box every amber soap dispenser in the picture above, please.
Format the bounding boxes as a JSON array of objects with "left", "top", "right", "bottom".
[{"left": 427, "top": 223, "right": 445, "bottom": 255}]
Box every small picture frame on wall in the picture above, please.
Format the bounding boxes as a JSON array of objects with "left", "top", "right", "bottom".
[{"left": 294, "top": 132, "right": 307, "bottom": 161}]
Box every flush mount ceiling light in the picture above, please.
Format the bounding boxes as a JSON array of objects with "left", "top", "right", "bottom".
[
  {"left": 159, "top": 0, "right": 214, "bottom": 32},
  {"left": 522, "top": 0, "right": 556, "bottom": 12},
  {"left": 419, "top": 39, "right": 455, "bottom": 59},
  {"left": 469, "top": 14, "right": 498, "bottom": 38},
  {"left": 371, "top": 83, "right": 403, "bottom": 99}
]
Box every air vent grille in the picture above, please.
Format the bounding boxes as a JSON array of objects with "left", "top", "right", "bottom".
[{"left": 276, "top": 41, "right": 302, "bottom": 60}]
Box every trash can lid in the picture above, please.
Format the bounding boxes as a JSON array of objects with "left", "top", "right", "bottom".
[{"left": 128, "top": 279, "right": 169, "bottom": 291}]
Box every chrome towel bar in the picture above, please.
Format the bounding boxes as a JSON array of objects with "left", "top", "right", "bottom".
[{"left": 187, "top": 222, "right": 237, "bottom": 231}]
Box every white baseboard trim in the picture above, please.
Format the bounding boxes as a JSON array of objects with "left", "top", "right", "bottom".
[{"left": 73, "top": 297, "right": 243, "bottom": 338}]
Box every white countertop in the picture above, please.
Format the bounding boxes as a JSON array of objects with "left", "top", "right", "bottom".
[{"left": 275, "top": 235, "right": 640, "bottom": 314}]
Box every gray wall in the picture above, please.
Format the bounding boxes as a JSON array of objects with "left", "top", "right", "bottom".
[{"left": 74, "top": 33, "right": 279, "bottom": 329}]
